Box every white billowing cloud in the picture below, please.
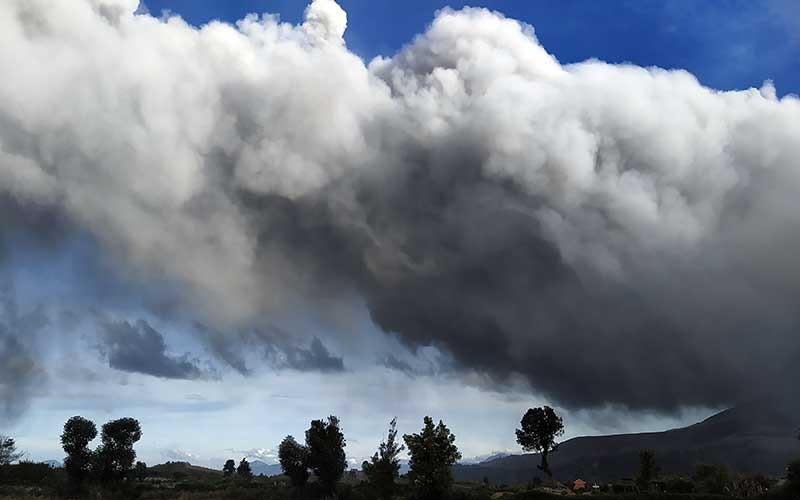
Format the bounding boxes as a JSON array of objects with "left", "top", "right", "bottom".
[
  {"left": 373, "top": 8, "right": 800, "bottom": 281},
  {"left": 303, "top": 0, "right": 347, "bottom": 43},
  {"left": 0, "top": 0, "right": 386, "bottom": 325},
  {"left": 2, "top": 0, "right": 800, "bottom": 409}
]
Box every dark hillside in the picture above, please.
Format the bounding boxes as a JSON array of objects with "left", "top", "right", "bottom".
[{"left": 454, "top": 403, "right": 800, "bottom": 484}]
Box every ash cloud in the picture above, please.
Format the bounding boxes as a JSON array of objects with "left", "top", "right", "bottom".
[
  {"left": 0, "top": 333, "right": 39, "bottom": 422},
  {"left": 381, "top": 354, "right": 415, "bottom": 377},
  {"left": 0, "top": 197, "right": 71, "bottom": 420},
  {"left": 99, "top": 319, "right": 206, "bottom": 379},
  {"left": 264, "top": 336, "right": 344, "bottom": 373},
  {"left": 1, "top": 0, "right": 800, "bottom": 412},
  {"left": 0, "top": 288, "right": 48, "bottom": 423},
  {"left": 194, "top": 324, "right": 345, "bottom": 374}
]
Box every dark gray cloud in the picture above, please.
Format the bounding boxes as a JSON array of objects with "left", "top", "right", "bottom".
[
  {"left": 193, "top": 323, "right": 251, "bottom": 376},
  {"left": 235, "top": 107, "right": 800, "bottom": 411},
  {"left": 264, "top": 336, "right": 345, "bottom": 373},
  {"left": 196, "top": 324, "right": 345, "bottom": 374},
  {"left": 381, "top": 354, "right": 415, "bottom": 376},
  {"left": 98, "top": 319, "right": 205, "bottom": 380},
  {"left": 379, "top": 353, "right": 444, "bottom": 378}
]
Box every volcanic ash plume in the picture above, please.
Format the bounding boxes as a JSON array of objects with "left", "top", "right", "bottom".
[{"left": 1, "top": 0, "right": 800, "bottom": 410}]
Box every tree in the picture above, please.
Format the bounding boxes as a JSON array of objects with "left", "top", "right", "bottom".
[
  {"left": 362, "top": 418, "right": 405, "bottom": 500},
  {"left": 786, "top": 459, "right": 800, "bottom": 495},
  {"left": 403, "top": 416, "right": 462, "bottom": 500},
  {"left": 94, "top": 417, "right": 142, "bottom": 483},
  {"left": 0, "top": 435, "right": 23, "bottom": 465},
  {"left": 790, "top": 460, "right": 800, "bottom": 483},
  {"left": 237, "top": 458, "right": 253, "bottom": 480},
  {"left": 133, "top": 461, "right": 147, "bottom": 481},
  {"left": 306, "top": 415, "right": 347, "bottom": 495},
  {"left": 60, "top": 416, "right": 97, "bottom": 484},
  {"left": 637, "top": 449, "right": 659, "bottom": 491},
  {"left": 665, "top": 476, "right": 694, "bottom": 494},
  {"left": 279, "top": 435, "right": 310, "bottom": 487},
  {"left": 223, "top": 459, "right": 236, "bottom": 477},
  {"left": 693, "top": 464, "right": 731, "bottom": 495},
  {"left": 787, "top": 433, "right": 800, "bottom": 495},
  {"left": 734, "top": 474, "right": 769, "bottom": 497},
  {"left": 515, "top": 406, "right": 564, "bottom": 482}
]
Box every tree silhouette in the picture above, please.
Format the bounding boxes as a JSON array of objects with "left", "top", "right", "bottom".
[
  {"left": 223, "top": 459, "right": 236, "bottom": 477},
  {"left": 306, "top": 415, "right": 347, "bottom": 496},
  {"left": 60, "top": 416, "right": 97, "bottom": 484},
  {"left": 788, "top": 432, "right": 800, "bottom": 495},
  {"left": 362, "top": 417, "right": 405, "bottom": 500},
  {"left": 403, "top": 416, "right": 462, "bottom": 500},
  {"left": 0, "top": 435, "right": 23, "bottom": 465},
  {"left": 94, "top": 417, "right": 142, "bottom": 483},
  {"left": 134, "top": 461, "right": 147, "bottom": 481},
  {"left": 787, "top": 459, "right": 800, "bottom": 495},
  {"left": 694, "top": 464, "right": 732, "bottom": 495},
  {"left": 237, "top": 458, "right": 253, "bottom": 480},
  {"left": 279, "top": 435, "right": 310, "bottom": 487},
  {"left": 515, "top": 406, "right": 564, "bottom": 482},
  {"left": 637, "top": 449, "right": 659, "bottom": 491}
]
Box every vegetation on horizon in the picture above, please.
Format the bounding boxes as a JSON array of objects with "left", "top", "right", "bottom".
[{"left": 0, "top": 407, "right": 799, "bottom": 500}]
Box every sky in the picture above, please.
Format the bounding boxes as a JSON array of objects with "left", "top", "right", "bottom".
[
  {"left": 1, "top": 0, "right": 800, "bottom": 470},
  {"left": 142, "top": 0, "right": 800, "bottom": 94}
]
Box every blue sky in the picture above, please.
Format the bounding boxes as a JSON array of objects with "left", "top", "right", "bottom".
[{"left": 143, "top": 0, "right": 800, "bottom": 94}]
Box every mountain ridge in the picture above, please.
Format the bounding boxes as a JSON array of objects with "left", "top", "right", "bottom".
[{"left": 453, "top": 403, "right": 800, "bottom": 484}]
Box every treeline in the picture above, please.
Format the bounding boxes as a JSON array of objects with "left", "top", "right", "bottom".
[
  {"left": 2, "top": 405, "right": 800, "bottom": 500},
  {"left": 0, "top": 416, "right": 146, "bottom": 497},
  {"left": 623, "top": 451, "right": 794, "bottom": 496},
  {"left": 219, "top": 415, "right": 461, "bottom": 500},
  {"left": 3, "top": 420, "right": 145, "bottom": 485}
]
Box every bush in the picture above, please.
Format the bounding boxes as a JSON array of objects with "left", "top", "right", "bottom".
[
  {"left": 665, "top": 476, "right": 694, "bottom": 493},
  {"left": 785, "top": 459, "right": 800, "bottom": 496},
  {"left": 0, "top": 461, "right": 59, "bottom": 484}
]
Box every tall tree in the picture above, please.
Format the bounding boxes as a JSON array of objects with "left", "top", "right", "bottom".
[
  {"left": 362, "top": 418, "right": 405, "bottom": 500},
  {"left": 637, "top": 449, "right": 659, "bottom": 491},
  {"left": 0, "top": 434, "right": 23, "bottom": 464},
  {"left": 306, "top": 415, "right": 347, "bottom": 496},
  {"left": 223, "top": 459, "right": 236, "bottom": 477},
  {"left": 403, "top": 416, "right": 462, "bottom": 500},
  {"left": 515, "top": 406, "right": 564, "bottom": 482},
  {"left": 237, "top": 458, "right": 253, "bottom": 480},
  {"left": 60, "top": 416, "right": 97, "bottom": 484},
  {"left": 279, "top": 435, "right": 310, "bottom": 487},
  {"left": 94, "top": 417, "right": 142, "bottom": 483}
]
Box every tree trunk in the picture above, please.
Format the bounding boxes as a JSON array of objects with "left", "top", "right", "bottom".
[{"left": 539, "top": 448, "right": 553, "bottom": 486}]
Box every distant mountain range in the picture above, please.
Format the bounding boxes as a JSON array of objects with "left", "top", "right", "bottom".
[
  {"left": 453, "top": 403, "right": 800, "bottom": 485},
  {"left": 150, "top": 459, "right": 285, "bottom": 478},
  {"left": 461, "top": 452, "right": 513, "bottom": 465},
  {"left": 249, "top": 460, "right": 284, "bottom": 477}
]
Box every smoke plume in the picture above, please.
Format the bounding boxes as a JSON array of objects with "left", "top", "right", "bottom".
[{"left": 1, "top": 0, "right": 800, "bottom": 411}]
